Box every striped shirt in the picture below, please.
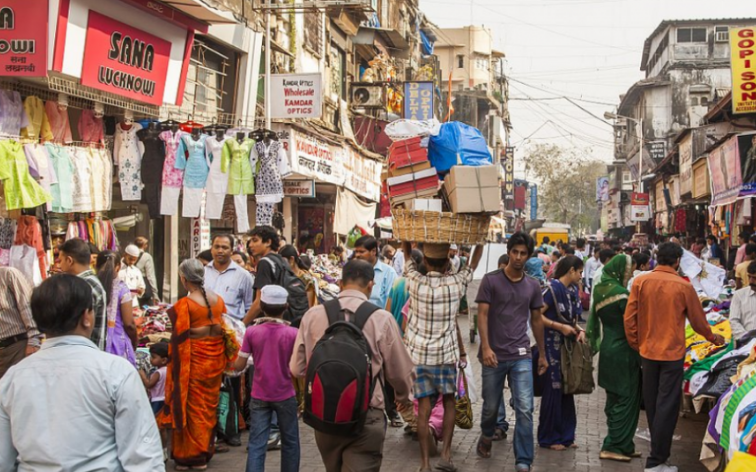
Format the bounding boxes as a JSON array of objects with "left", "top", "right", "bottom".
[
  {"left": 403, "top": 260, "right": 473, "bottom": 366},
  {"left": 77, "top": 270, "right": 107, "bottom": 351},
  {"left": 0, "top": 268, "right": 41, "bottom": 347}
]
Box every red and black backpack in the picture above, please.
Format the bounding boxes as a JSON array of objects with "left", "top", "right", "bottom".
[{"left": 303, "top": 299, "right": 379, "bottom": 436}]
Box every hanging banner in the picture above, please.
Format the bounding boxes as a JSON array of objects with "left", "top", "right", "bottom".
[
  {"left": 283, "top": 180, "right": 316, "bottom": 198},
  {"left": 342, "top": 146, "right": 382, "bottom": 202},
  {"left": 708, "top": 135, "right": 742, "bottom": 206},
  {"left": 530, "top": 184, "right": 538, "bottom": 220},
  {"left": 80, "top": 11, "right": 171, "bottom": 106},
  {"left": 502, "top": 146, "right": 514, "bottom": 200},
  {"left": 679, "top": 134, "right": 693, "bottom": 195},
  {"left": 0, "top": 1, "right": 47, "bottom": 77},
  {"left": 730, "top": 26, "right": 756, "bottom": 114},
  {"left": 739, "top": 132, "right": 756, "bottom": 195},
  {"left": 648, "top": 141, "right": 666, "bottom": 161},
  {"left": 276, "top": 126, "right": 344, "bottom": 186},
  {"left": 403, "top": 81, "right": 434, "bottom": 121},
  {"left": 692, "top": 159, "right": 711, "bottom": 198},
  {"left": 270, "top": 73, "right": 322, "bottom": 118},
  {"left": 596, "top": 177, "right": 609, "bottom": 202}
]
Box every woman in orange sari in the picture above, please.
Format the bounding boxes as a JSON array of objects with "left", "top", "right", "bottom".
[{"left": 158, "top": 259, "right": 238, "bottom": 470}]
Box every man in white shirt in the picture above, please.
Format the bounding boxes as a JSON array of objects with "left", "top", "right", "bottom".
[
  {"left": 119, "top": 244, "right": 146, "bottom": 308},
  {"left": 583, "top": 247, "right": 601, "bottom": 291},
  {"left": 592, "top": 249, "right": 616, "bottom": 288},
  {"left": 0, "top": 274, "right": 164, "bottom": 471},
  {"left": 730, "top": 261, "right": 756, "bottom": 346}
]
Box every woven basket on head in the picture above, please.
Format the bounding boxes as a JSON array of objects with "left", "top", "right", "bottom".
[{"left": 391, "top": 210, "right": 491, "bottom": 244}]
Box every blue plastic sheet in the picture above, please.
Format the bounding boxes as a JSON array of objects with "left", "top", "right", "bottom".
[
  {"left": 428, "top": 121, "right": 492, "bottom": 172},
  {"left": 420, "top": 29, "right": 434, "bottom": 55}
]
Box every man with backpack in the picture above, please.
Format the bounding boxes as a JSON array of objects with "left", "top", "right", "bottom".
[{"left": 291, "top": 259, "right": 414, "bottom": 472}]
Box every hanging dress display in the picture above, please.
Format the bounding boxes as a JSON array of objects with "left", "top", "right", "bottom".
[
  {"left": 45, "top": 101, "right": 73, "bottom": 143},
  {"left": 204, "top": 135, "right": 228, "bottom": 220},
  {"left": 44, "top": 144, "right": 75, "bottom": 213},
  {"left": 90, "top": 147, "right": 113, "bottom": 211},
  {"left": 159, "top": 130, "right": 185, "bottom": 216},
  {"left": 23, "top": 143, "right": 57, "bottom": 212},
  {"left": 175, "top": 133, "right": 210, "bottom": 218},
  {"left": 251, "top": 140, "right": 290, "bottom": 226},
  {"left": 0, "top": 140, "right": 51, "bottom": 210},
  {"left": 69, "top": 147, "right": 94, "bottom": 212},
  {"left": 221, "top": 137, "right": 255, "bottom": 232},
  {"left": 114, "top": 122, "right": 144, "bottom": 201},
  {"left": 137, "top": 126, "right": 166, "bottom": 219},
  {"left": 78, "top": 109, "right": 105, "bottom": 143},
  {"left": 0, "top": 91, "right": 30, "bottom": 137},
  {"left": 20, "top": 96, "right": 53, "bottom": 141}
]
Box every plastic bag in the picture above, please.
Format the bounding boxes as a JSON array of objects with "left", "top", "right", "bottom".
[
  {"left": 455, "top": 368, "right": 473, "bottom": 429},
  {"left": 385, "top": 118, "right": 440, "bottom": 141},
  {"left": 427, "top": 121, "right": 492, "bottom": 172},
  {"left": 223, "top": 314, "right": 247, "bottom": 377}
]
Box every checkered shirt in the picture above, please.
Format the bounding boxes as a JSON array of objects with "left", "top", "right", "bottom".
[{"left": 403, "top": 259, "right": 473, "bottom": 365}]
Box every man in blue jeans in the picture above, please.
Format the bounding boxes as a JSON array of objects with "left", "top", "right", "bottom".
[{"left": 475, "top": 232, "right": 549, "bottom": 472}]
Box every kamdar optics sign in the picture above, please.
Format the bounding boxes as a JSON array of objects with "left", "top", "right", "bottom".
[
  {"left": 80, "top": 11, "right": 170, "bottom": 106},
  {"left": 731, "top": 26, "right": 756, "bottom": 114},
  {"left": 270, "top": 73, "right": 322, "bottom": 119}
]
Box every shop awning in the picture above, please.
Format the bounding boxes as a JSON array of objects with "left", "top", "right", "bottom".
[
  {"left": 353, "top": 27, "right": 410, "bottom": 59},
  {"left": 160, "top": 0, "right": 237, "bottom": 25}
]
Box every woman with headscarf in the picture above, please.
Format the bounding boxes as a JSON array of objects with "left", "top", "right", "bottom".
[
  {"left": 158, "top": 259, "right": 239, "bottom": 470},
  {"left": 586, "top": 254, "right": 641, "bottom": 463}
]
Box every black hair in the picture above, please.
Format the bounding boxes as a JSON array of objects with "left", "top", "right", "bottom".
[
  {"left": 410, "top": 249, "right": 424, "bottom": 266},
  {"left": 740, "top": 232, "right": 751, "bottom": 241},
  {"left": 553, "top": 255, "right": 584, "bottom": 280},
  {"left": 612, "top": 245, "right": 623, "bottom": 254},
  {"left": 706, "top": 234, "right": 717, "bottom": 243},
  {"left": 576, "top": 238, "right": 586, "bottom": 249},
  {"left": 498, "top": 254, "right": 509, "bottom": 266},
  {"left": 552, "top": 251, "right": 561, "bottom": 258},
  {"left": 632, "top": 252, "right": 650, "bottom": 268},
  {"left": 507, "top": 231, "right": 535, "bottom": 257},
  {"left": 746, "top": 243, "right": 756, "bottom": 257},
  {"left": 248, "top": 226, "right": 280, "bottom": 252},
  {"left": 748, "top": 261, "right": 756, "bottom": 275},
  {"left": 279, "top": 244, "right": 307, "bottom": 270},
  {"left": 88, "top": 242, "right": 100, "bottom": 256},
  {"left": 96, "top": 250, "right": 120, "bottom": 305},
  {"left": 562, "top": 245, "right": 575, "bottom": 255},
  {"left": 599, "top": 249, "right": 615, "bottom": 264},
  {"left": 341, "top": 260, "right": 375, "bottom": 287},
  {"left": 542, "top": 236, "right": 550, "bottom": 244},
  {"left": 149, "top": 342, "right": 169, "bottom": 358},
  {"left": 424, "top": 257, "right": 449, "bottom": 272},
  {"left": 697, "top": 237, "right": 707, "bottom": 245},
  {"left": 261, "top": 301, "right": 288, "bottom": 318},
  {"left": 233, "top": 250, "right": 249, "bottom": 264},
  {"left": 354, "top": 235, "right": 378, "bottom": 252},
  {"left": 32, "top": 274, "right": 93, "bottom": 336},
  {"left": 197, "top": 249, "right": 213, "bottom": 263},
  {"left": 60, "top": 238, "right": 92, "bottom": 266},
  {"left": 212, "top": 233, "right": 235, "bottom": 248},
  {"left": 657, "top": 242, "right": 684, "bottom": 266},
  {"left": 332, "top": 246, "right": 344, "bottom": 255},
  {"left": 593, "top": 246, "right": 601, "bottom": 254}
]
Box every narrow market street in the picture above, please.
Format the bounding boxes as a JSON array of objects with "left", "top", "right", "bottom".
[{"left": 212, "top": 318, "right": 709, "bottom": 472}]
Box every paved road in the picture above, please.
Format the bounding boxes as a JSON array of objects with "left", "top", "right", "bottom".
[{"left": 207, "top": 316, "right": 708, "bottom": 472}]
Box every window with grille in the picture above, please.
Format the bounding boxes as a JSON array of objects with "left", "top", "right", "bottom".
[
  {"left": 330, "top": 43, "right": 345, "bottom": 100},
  {"left": 715, "top": 26, "right": 729, "bottom": 42},
  {"left": 677, "top": 27, "right": 707, "bottom": 43},
  {"left": 304, "top": 11, "right": 323, "bottom": 57}
]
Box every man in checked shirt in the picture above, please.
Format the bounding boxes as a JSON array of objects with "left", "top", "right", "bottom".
[{"left": 400, "top": 240, "right": 484, "bottom": 472}]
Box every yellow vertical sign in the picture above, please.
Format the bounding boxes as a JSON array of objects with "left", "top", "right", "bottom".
[{"left": 731, "top": 26, "right": 756, "bottom": 114}]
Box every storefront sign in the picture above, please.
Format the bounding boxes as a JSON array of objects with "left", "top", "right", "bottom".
[
  {"left": 81, "top": 11, "right": 171, "bottom": 106},
  {"left": 501, "top": 147, "right": 514, "bottom": 199},
  {"left": 654, "top": 180, "right": 665, "bottom": 213},
  {"left": 629, "top": 205, "right": 651, "bottom": 222},
  {"left": 679, "top": 134, "right": 693, "bottom": 195},
  {"left": 277, "top": 126, "right": 343, "bottom": 186},
  {"left": 270, "top": 73, "right": 322, "bottom": 118},
  {"left": 283, "top": 180, "right": 316, "bottom": 198},
  {"left": 190, "top": 201, "right": 211, "bottom": 259},
  {"left": 648, "top": 141, "right": 666, "bottom": 161},
  {"left": 403, "top": 81, "right": 434, "bottom": 121},
  {"left": 738, "top": 132, "right": 756, "bottom": 195},
  {"left": 708, "top": 135, "right": 742, "bottom": 205},
  {"left": 730, "top": 27, "right": 756, "bottom": 114},
  {"left": 342, "top": 146, "right": 382, "bottom": 201},
  {"left": 0, "top": 1, "right": 47, "bottom": 77},
  {"left": 668, "top": 176, "right": 681, "bottom": 207},
  {"left": 692, "top": 158, "right": 710, "bottom": 198},
  {"left": 596, "top": 177, "right": 609, "bottom": 202},
  {"left": 530, "top": 184, "right": 538, "bottom": 220},
  {"left": 631, "top": 192, "right": 649, "bottom": 205}
]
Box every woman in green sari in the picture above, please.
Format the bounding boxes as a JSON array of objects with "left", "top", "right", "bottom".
[{"left": 586, "top": 254, "right": 642, "bottom": 462}]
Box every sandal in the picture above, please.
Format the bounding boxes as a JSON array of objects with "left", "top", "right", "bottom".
[
  {"left": 493, "top": 427, "right": 507, "bottom": 441},
  {"left": 435, "top": 458, "right": 457, "bottom": 472},
  {"left": 548, "top": 444, "right": 566, "bottom": 451},
  {"left": 599, "top": 451, "right": 631, "bottom": 462},
  {"left": 476, "top": 435, "right": 492, "bottom": 459}
]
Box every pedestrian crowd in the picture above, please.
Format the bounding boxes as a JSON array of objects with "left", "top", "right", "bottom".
[{"left": 1, "top": 227, "right": 746, "bottom": 472}]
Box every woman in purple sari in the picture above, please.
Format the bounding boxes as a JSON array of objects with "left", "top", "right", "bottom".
[{"left": 97, "top": 250, "right": 137, "bottom": 365}]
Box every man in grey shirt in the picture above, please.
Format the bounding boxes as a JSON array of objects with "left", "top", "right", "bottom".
[{"left": 134, "top": 236, "right": 159, "bottom": 305}]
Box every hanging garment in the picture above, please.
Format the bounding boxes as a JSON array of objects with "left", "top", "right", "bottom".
[
  {"left": 44, "top": 101, "right": 73, "bottom": 144},
  {"left": 138, "top": 128, "right": 165, "bottom": 219},
  {"left": 69, "top": 147, "right": 94, "bottom": 212},
  {"left": 221, "top": 138, "right": 255, "bottom": 195},
  {"left": 0, "top": 90, "right": 30, "bottom": 137},
  {"left": 93, "top": 148, "right": 113, "bottom": 211},
  {"left": 23, "top": 143, "right": 57, "bottom": 212},
  {"left": 78, "top": 110, "right": 105, "bottom": 143},
  {"left": 205, "top": 136, "right": 228, "bottom": 220},
  {"left": 256, "top": 202, "right": 275, "bottom": 226},
  {"left": 9, "top": 244, "right": 42, "bottom": 286},
  {"left": 20, "top": 96, "right": 53, "bottom": 141},
  {"left": 159, "top": 130, "right": 185, "bottom": 216},
  {"left": 0, "top": 218, "right": 16, "bottom": 249},
  {"left": 0, "top": 140, "right": 51, "bottom": 210},
  {"left": 44, "top": 144, "right": 74, "bottom": 213},
  {"left": 114, "top": 122, "right": 144, "bottom": 201},
  {"left": 251, "top": 140, "right": 289, "bottom": 204},
  {"left": 14, "top": 215, "right": 47, "bottom": 282},
  {"left": 175, "top": 134, "right": 209, "bottom": 218},
  {"left": 234, "top": 194, "right": 250, "bottom": 233}
]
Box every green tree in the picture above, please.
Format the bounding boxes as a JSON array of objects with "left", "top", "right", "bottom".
[{"left": 522, "top": 143, "right": 606, "bottom": 235}]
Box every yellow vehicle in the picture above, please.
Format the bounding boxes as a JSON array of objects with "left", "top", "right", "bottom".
[{"left": 530, "top": 227, "right": 570, "bottom": 246}]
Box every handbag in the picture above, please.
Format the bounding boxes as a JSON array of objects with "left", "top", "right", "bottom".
[
  {"left": 455, "top": 368, "right": 474, "bottom": 429},
  {"left": 547, "top": 285, "right": 595, "bottom": 395}
]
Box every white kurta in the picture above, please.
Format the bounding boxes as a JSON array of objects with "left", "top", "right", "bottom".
[{"left": 114, "top": 122, "right": 144, "bottom": 201}]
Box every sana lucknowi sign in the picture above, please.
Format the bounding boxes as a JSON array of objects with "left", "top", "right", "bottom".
[{"left": 0, "top": 1, "right": 47, "bottom": 77}]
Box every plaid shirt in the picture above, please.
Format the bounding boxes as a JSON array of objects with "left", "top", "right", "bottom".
[
  {"left": 403, "top": 260, "right": 473, "bottom": 365},
  {"left": 78, "top": 270, "right": 107, "bottom": 351}
]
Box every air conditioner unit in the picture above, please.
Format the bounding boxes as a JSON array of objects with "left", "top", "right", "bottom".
[{"left": 350, "top": 83, "right": 385, "bottom": 108}]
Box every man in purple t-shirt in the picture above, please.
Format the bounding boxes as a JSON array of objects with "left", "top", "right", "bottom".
[
  {"left": 234, "top": 285, "right": 299, "bottom": 472},
  {"left": 475, "top": 232, "right": 548, "bottom": 472}
]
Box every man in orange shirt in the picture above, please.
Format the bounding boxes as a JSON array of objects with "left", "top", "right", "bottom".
[{"left": 624, "top": 242, "right": 725, "bottom": 472}]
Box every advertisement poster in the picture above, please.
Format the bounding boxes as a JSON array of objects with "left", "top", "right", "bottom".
[
  {"left": 739, "top": 132, "right": 756, "bottom": 195},
  {"left": 596, "top": 177, "right": 609, "bottom": 202},
  {"left": 283, "top": 180, "right": 316, "bottom": 198},
  {"left": 730, "top": 27, "right": 756, "bottom": 114},
  {"left": 0, "top": 1, "right": 47, "bottom": 77},
  {"left": 80, "top": 11, "right": 171, "bottom": 106},
  {"left": 708, "top": 135, "right": 742, "bottom": 206},
  {"left": 297, "top": 207, "right": 326, "bottom": 253},
  {"left": 270, "top": 73, "right": 322, "bottom": 119},
  {"left": 403, "top": 81, "right": 434, "bottom": 121},
  {"left": 679, "top": 134, "right": 693, "bottom": 195}
]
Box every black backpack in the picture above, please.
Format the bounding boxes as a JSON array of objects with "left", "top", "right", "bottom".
[
  {"left": 303, "top": 299, "right": 379, "bottom": 437},
  {"left": 261, "top": 253, "right": 310, "bottom": 325}
]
